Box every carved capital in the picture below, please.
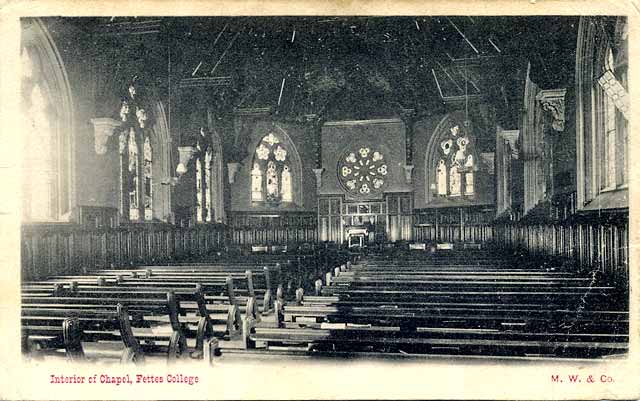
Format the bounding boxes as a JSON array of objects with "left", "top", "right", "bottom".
[
  {"left": 304, "top": 113, "right": 319, "bottom": 123},
  {"left": 312, "top": 168, "right": 324, "bottom": 190},
  {"left": 403, "top": 165, "right": 414, "bottom": 184},
  {"left": 480, "top": 153, "right": 495, "bottom": 175},
  {"left": 536, "top": 88, "right": 566, "bottom": 131},
  {"left": 399, "top": 108, "right": 416, "bottom": 122},
  {"left": 176, "top": 146, "right": 197, "bottom": 176},
  {"left": 499, "top": 129, "right": 520, "bottom": 159},
  {"left": 90, "top": 118, "right": 122, "bottom": 155}
]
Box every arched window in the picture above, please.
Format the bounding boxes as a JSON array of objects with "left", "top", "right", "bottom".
[
  {"left": 195, "top": 128, "right": 224, "bottom": 222},
  {"left": 20, "top": 19, "right": 74, "bottom": 222},
  {"left": 117, "top": 81, "right": 155, "bottom": 222},
  {"left": 250, "top": 132, "right": 294, "bottom": 205},
  {"left": 425, "top": 118, "right": 477, "bottom": 203},
  {"left": 143, "top": 136, "right": 153, "bottom": 220},
  {"left": 598, "top": 44, "right": 628, "bottom": 192},
  {"left": 576, "top": 17, "right": 628, "bottom": 208}
]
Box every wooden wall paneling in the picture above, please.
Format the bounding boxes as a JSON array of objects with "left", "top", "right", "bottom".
[
  {"left": 493, "top": 211, "right": 628, "bottom": 286},
  {"left": 21, "top": 223, "right": 227, "bottom": 280}
]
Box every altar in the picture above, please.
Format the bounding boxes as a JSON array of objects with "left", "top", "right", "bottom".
[{"left": 345, "top": 225, "right": 369, "bottom": 248}]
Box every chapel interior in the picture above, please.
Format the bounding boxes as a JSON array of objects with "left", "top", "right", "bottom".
[{"left": 19, "top": 16, "right": 629, "bottom": 363}]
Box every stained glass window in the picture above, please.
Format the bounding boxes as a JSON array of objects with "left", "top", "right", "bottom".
[
  {"left": 116, "top": 79, "right": 156, "bottom": 222},
  {"left": 143, "top": 136, "right": 153, "bottom": 220},
  {"left": 251, "top": 133, "right": 293, "bottom": 205},
  {"left": 196, "top": 157, "right": 203, "bottom": 222},
  {"left": 337, "top": 148, "right": 388, "bottom": 196},
  {"left": 196, "top": 149, "right": 216, "bottom": 222},
  {"left": 432, "top": 124, "right": 476, "bottom": 199},
  {"left": 119, "top": 127, "right": 155, "bottom": 222},
  {"left": 127, "top": 128, "right": 139, "bottom": 221},
  {"left": 195, "top": 127, "right": 224, "bottom": 223}
]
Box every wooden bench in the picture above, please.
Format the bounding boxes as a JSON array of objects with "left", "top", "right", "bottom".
[
  {"left": 245, "top": 326, "right": 628, "bottom": 358},
  {"left": 22, "top": 288, "right": 220, "bottom": 362},
  {"left": 254, "top": 254, "right": 628, "bottom": 359}
]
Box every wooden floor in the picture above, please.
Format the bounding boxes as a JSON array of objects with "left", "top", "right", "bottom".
[{"left": 21, "top": 248, "right": 628, "bottom": 363}]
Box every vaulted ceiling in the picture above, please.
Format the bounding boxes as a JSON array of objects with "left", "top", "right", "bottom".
[{"left": 51, "top": 16, "right": 579, "bottom": 126}]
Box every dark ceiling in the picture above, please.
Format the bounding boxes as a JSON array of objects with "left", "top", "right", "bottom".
[{"left": 46, "top": 16, "right": 579, "bottom": 126}]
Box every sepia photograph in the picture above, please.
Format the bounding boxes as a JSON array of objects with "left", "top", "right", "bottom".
[{"left": 0, "top": 1, "right": 637, "bottom": 399}]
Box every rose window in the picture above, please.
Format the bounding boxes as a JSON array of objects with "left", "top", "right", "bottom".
[{"left": 337, "top": 147, "right": 388, "bottom": 196}]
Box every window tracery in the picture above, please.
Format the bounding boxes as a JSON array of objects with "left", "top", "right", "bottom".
[
  {"left": 195, "top": 128, "right": 223, "bottom": 223},
  {"left": 432, "top": 124, "right": 476, "bottom": 198},
  {"left": 117, "top": 80, "right": 154, "bottom": 222},
  {"left": 337, "top": 147, "right": 389, "bottom": 197},
  {"left": 250, "top": 133, "right": 294, "bottom": 205}
]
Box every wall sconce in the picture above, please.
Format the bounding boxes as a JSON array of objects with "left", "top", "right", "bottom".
[
  {"left": 227, "top": 162, "right": 240, "bottom": 184},
  {"left": 176, "top": 146, "right": 197, "bottom": 176},
  {"left": 90, "top": 118, "right": 122, "bottom": 155},
  {"left": 312, "top": 168, "right": 324, "bottom": 191},
  {"left": 499, "top": 129, "right": 520, "bottom": 159},
  {"left": 536, "top": 88, "right": 566, "bottom": 132},
  {"left": 403, "top": 165, "right": 414, "bottom": 184}
]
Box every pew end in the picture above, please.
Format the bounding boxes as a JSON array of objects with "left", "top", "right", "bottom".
[
  {"left": 203, "top": 338, "right": 221, "bottom": 365},
  {"left": 295, "top": 288, "right": 304, "bottom": 305}
]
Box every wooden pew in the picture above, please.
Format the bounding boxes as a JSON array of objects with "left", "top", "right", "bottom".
[
  {"left": 258, "top": 254, "right": 628, "bottom": 359},
  {"left": 22, "top": 304, "right": 181, "bottom": 363},
  {"left": 245, "top": 326, "right": 628, "bottom": 358},
  {"left": 87, "top": 265, "right": 282, "bottom": 314},
  {"left": 22, "top": 288, "right": 217, "bottom": 361}
]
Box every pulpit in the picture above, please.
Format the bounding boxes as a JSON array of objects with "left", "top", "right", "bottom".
[{"left": 345, "top": 226, "right": 368, "bottom": 248}]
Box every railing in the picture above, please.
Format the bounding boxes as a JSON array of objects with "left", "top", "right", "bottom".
[{"left": 21, "top": 223, "right": 226, "bottom": 280}]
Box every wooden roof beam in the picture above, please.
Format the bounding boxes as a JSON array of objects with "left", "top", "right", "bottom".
[{"left": 446, "top": 17, "right": 480, "bottom": 55}]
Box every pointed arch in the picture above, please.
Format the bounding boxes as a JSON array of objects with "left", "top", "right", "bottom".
[
  {"left": 575, "top": 16, "right": 628, "bottom": 210},
  {"left": 118, "top": 89, "right": 171, "bottom": 222},
  {"left": 21, "top": 18, "right": 75, "bottom": 221},
  {"left": 247, "top": 123, "right": 303, "bottom": 206},
  {"left": 424, "top": 113, "right": 478, "bottom": 204}
]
